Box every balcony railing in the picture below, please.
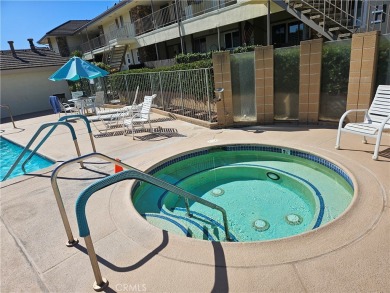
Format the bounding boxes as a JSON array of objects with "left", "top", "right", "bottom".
[
  {"left": 81, "top": 35, "right": 108, "bottom": 53},
  {"left": 106, "top": 22, "right": 136, "bottom": 42},
  {"left": 180, "top": 0, "right": 237, "bottom": 21},
  {"left": 132, "top": 0, "right": 237, "bottom": 36},
  {"left": 80, "top": 0, "right": 237, "bottom": 53}
]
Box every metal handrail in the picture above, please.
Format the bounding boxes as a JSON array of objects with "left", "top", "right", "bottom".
[
  {"left": 72, "top": 159, "right": 231, "bottom": 290},
  {"left": 21, "top": 115, "right": 96, "bottom": 173},
  {"left": 0, "top": 104, "right": 16, "bottom": 128},
  {"left": 2, "top": 121, "right": 83, "bottom": 182},
  {"left": 51, "top": 152, "right": 231, "bottom": 246}
]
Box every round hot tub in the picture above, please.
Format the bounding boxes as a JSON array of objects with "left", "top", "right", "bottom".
[{"left": 132, "top": 145, "right": 354, "bottom": 242}]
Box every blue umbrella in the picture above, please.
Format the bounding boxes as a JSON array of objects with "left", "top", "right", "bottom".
[{"left": 49, "top": 56, "right": 109, "bottom": 81}]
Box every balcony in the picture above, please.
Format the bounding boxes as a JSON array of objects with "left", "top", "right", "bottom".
[
  {"left": 80, "top": 0, "right": 238, "bottom": 54},
  {"left": 106, "top": 22, "right": 136, "bottom": 45},
  {"left": 132, "top": 0, "right": 237, "bottom": 36},
  {"left": 81, "top": 35, "right": 107, "bottom": 53},
  {"left": 80, "top": 23, "right": 136, "bottom": 54}
]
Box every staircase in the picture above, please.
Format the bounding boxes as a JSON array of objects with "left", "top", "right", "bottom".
[
  {"left": 274, "top": 0, "right": 364, "bottom": 40},
  {"left": 103, "top": 45, "right": 128, "bottom": 73}
]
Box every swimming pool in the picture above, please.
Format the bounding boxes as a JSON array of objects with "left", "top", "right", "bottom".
[
  {"left": 132, "top": 145, "right": 354, "bottom": 242},
  {"left": 0, "top": 137, "right": 54, "bottom": 181}
]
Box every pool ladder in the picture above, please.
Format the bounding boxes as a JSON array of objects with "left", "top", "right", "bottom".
[
  {"left": 51, "top": 152, "right": 232, "bottom": 291},
  {"left": 2, "top": 115, "right": 96, "bottom": 181}
]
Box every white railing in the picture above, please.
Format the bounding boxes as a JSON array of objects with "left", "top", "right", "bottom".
[
  {"left": 102, "top": 68, "right": 216, "bottom": 122},
  {"left": 132, "top": 0, "right": 237, "bottom": 36}
]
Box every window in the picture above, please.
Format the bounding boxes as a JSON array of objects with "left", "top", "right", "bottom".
[
  {"left": 288, "top": 22, "right": 304, "bottom": 45},
  {"left": 224, "top": 31, "right": 240, "bottom": 49},
  {"left": 120, "top": 16, "right": 124, "bottom": 27},
  {"left": 115, "top": 19, "right": 119, "bottom": 28},
  {"left": 193, "top": 37, "right": 206, "bottom": 53},
  {"left": 272, "top": 24, "right": 286, "bottom": 45},
  {"left": 272, "top": 21, "right": 308, "bottom": 47}
]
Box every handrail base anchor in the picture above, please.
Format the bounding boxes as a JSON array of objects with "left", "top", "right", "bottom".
[
  {"left": 93, "top": 278, "right": 109, "bottom": 292},
  {"left": 65, "top": 238, "right": 79, "bottom": 247}
]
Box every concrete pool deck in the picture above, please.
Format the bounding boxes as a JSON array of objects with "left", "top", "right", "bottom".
[{"left": 1, "top": 112, "right": 389, "bottom": 292}]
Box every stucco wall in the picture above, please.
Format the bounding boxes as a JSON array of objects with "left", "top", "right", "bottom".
[{"left": 0, "top": 66, "right": 71, "bottom": 118}]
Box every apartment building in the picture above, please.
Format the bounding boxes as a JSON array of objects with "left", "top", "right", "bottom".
[{"left": 38, "top": 0, "right": 389, "bottom": 72}]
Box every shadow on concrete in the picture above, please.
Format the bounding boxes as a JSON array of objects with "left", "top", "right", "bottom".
[
  {"left": 0, "top": 127, "right": 25, "bottom": 134},
  {"left": 337, "top": 145, "right": 390, "bottom": 161},
  {"left": 0, "top": 110, "right": 53, "bottom": 123},
  {"left": 231, "top": 123, "right": 338, "bottom": 134},
  {"left": 211, "top": 241, "right": 229, "bottom": 292},
  {"left": 23, "top": 165, "right": 111, "bottom": 181},
  {"left": 94, "top": 127, "right": 186, "bottom": 140},
  {"left": 74, "top": 230, "right": 169, "bottom": 274}
]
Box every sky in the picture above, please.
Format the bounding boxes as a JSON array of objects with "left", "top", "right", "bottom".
[{"left": 0, "top": 0, "right": 118, "bottom": 51}]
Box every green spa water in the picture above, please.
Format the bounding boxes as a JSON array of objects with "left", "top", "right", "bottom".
[{"left": 133, "top": 147, "right": 354, "bottom": 242}]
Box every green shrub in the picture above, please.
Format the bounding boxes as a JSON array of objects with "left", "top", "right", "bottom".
[
  {"left": 232, "top": 45, "right": 260, "bottom": 54},
  {"left": 175, "top": 52, "right": 213, "bottom": 63},
  {"left": 376, "top": 36, "right": 390, "bottom": 87},
  {"left": 70, "top": 50, "right": 82, "bottom": 57},
  {"left": 321, "top": 41, "right": 351, "bottom": 95},
  {"left": 93, "top": 61, "right": 110, "bottom": 72},
  {"left": 116, "top": 59, "right": 212, "bottom": 75},
  {"left": 274, "top": 46, "right": 300, "bottom": 92}
]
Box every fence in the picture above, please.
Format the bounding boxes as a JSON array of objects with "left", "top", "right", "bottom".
[{"left": 93, "top": 68, "right": 216, "bottom": 123}]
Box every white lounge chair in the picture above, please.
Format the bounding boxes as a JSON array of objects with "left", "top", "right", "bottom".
[
  {"left": 335, "top": 85, "right": 390, "bottom": 160},
  {"left": 123, "top": 94, "right": 157, "bottom": 139}
]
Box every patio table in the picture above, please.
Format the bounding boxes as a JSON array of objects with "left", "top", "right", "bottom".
[{"left": 68, "top": 96, "right": 96, "bottom": 115}]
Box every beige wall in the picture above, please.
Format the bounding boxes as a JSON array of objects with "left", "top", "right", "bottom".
[{"left": 0, "top": 66, "right": 71, "bottom": 118}]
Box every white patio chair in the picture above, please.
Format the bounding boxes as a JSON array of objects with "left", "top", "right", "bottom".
[
  {"left": 94, "top": 91, "right": 106, "bottom": 111},
  {"left": 335, "top": 85, "right": 390, "bottom": 160},
  {"left": 71, "top": 91, "right": 84, "bottom": 99},
  {"left": 123, "top": 94, "right": 157, "bottom": 139},
  {"left": 83, "top": 97, "right": 96, "bottom": 114},
  {"left": 61, "top": 102, "right": 79, "bottom": 115},
  {"left": 49, "top": 96, "right": 79, "bottom": 117}
]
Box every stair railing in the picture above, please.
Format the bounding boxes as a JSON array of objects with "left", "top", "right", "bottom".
[
  {"left": 2, "top": 121, "right": 83, "bottom": 181},
  {"left": 20, "top": 114, "right": 96, "bottom": 173}
]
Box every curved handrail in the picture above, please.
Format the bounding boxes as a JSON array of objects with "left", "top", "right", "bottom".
[
  {"left": 75, "top": 168, "right": 231, "bottom": 240},
  {"left": 0, "top": 104, "right": 16, "bottom": 128},
  {"left": 50, "top": 152, "right": 186, "bottom": 246},
  {"left": 51, "top": 152, "right": 231, "bottom": 246},
  {"left": 21, "top": 115, "right": 96, "bottom": 172},
  {"left": 74, "top": 164, "right": 231, "bottom": 291},
  {"left": 2, "top": 121, "right": 81, "bottom": 181}
]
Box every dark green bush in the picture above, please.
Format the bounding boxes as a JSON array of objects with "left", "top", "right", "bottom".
[
  {"left": 321, "top": 41, "right": 351, "bottom": 95},
  {"left": 92, "top": 61, "right": 110, "bottom": 72},
  {"left": 274, "top": 46, "right": 300, "bottom": 92},
  {"left": 116, "top": 59, "right": 212, "bottom": 75},
  {"left": 175, "top": 52, "right": 213, "bottom": 63},
  {"left": 376, "top": 35, "right": 390, "bottom": 87},
  {"left": 232, "top": 45, "right": 260, "bottom": 54}
]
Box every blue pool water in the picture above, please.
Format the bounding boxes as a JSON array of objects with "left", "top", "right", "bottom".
[
  {"left": 0, "top": 137, "right": 54, "bottom": 181},
  {"left": 133, "top": 145, "right": 354, "bottom": 242}
]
